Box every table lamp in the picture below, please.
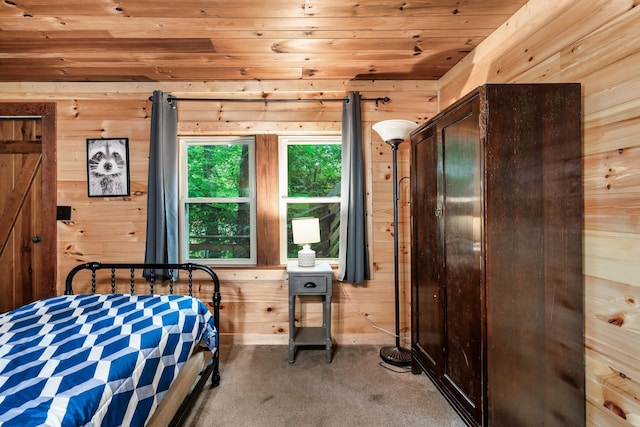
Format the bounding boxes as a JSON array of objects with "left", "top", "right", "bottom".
[{"left": 292, "top": 217, "right": 321, "bottom": 267}]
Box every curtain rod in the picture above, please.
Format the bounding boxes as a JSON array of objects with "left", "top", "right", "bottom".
[{"left": 150, "top": 95, "right": 390, "bottom": 107}]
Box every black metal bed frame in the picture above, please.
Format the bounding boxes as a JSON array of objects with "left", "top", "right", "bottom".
[{"left": 64, "top": 262, "right": 221, "bottom": 427}]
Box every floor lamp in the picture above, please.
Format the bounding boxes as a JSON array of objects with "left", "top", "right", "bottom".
[{"left": 372, "top": 119, "right": 418, "bottom": 367}]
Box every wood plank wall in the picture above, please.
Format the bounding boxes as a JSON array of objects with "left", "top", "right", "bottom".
[
  {"left": 438, "top": 0, "right": 640, "bottom": 424},
  {"left": 0, "top": 80, "right": 438, "bottom": 349},
  {"left": 1, "top": 0, "right": 638, "bottom": 421}
]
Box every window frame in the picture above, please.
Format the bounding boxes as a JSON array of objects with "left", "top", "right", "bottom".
[
  {"left": 178, "top": 135, "right": 257, "bottom": 265},
  {"left": 278, "top": 135, "right": 342, "bottom": 264}
]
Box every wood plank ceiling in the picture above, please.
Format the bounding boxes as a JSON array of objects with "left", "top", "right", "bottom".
[{"left": 0, "top": 0, "right": 529, "bottom": 82}]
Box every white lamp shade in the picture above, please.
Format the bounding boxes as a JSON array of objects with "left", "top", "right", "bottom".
[
  {"left": 292, "top": 217, "right": 320, "bottom": 244},
  {"left": 372, "top": 119, "right": 418, "bottom": 142}
]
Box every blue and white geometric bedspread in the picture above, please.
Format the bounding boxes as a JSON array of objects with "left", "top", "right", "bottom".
[{"left": 0, "top": 294, "right": 217, "bottom": 427}]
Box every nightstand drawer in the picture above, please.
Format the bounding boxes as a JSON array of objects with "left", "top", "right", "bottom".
[{"left": 290, "top": 275, "right": 329, "bottom": 294}]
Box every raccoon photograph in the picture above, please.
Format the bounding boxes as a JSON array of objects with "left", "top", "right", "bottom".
[{"left": 86, "top": 138, "right": 130, "bottom": 197}]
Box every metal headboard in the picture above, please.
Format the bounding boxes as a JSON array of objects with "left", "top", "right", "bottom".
[{"left": 64, "top": 262, "right": 221, "bottom": 329}]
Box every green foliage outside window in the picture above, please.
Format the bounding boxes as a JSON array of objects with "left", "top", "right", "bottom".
[
  {"left": 287, "top": 144, "right": 341, "bottom": 197},
  {"left": 285, "top": 142, "right": 342, "bottom": 260},
  {"left": 186, "top": 143, "right": 251, "bottom": 260},
  {"left": 187, "top": 144, "right": 249, "bottom": 198},
  {"left": 183, "top": 137, "right": 342, "bottom": 263}
]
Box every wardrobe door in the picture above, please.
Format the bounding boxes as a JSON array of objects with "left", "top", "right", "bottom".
[
  {"left": 440, "top": 98, "right": 483, "bottom": 423},
  {"left": 411, "top": 124, "right": 444, "bottom": 375}
]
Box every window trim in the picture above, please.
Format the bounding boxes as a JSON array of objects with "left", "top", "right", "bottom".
[
  {"left": 178, "top": 136, "right": 257, "bottom": 265},
  {"left": 278, "top": 135, "right": 342, "bottom": 264}
]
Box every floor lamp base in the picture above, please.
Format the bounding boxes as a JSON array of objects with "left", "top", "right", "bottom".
[{"left": 380, "top": 345, "right": 412, "bottom": 367}]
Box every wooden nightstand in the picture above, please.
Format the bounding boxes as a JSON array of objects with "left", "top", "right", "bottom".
[{"left": 286, "top": 261, "right": 333, "bottom": 363}]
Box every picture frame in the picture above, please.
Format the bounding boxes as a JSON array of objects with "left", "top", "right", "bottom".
[{"left": 86, "top": 137, "right": 130, "bottom": 197}]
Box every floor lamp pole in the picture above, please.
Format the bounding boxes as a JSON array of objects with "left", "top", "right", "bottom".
[{"left": 379, "top": 138, "right": 412, "bottom": 367}]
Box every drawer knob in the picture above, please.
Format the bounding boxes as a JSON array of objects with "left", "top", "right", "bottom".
[{"left": 303, "top": 282, "right": 317, "bottom": 288}]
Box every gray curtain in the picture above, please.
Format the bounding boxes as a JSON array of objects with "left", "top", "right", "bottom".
[
  {"left": 338, "top": 92, "right": 370, "bottom": 284},
  {"left": 144, "top": 90, "right": 178, "bottom": 280}
]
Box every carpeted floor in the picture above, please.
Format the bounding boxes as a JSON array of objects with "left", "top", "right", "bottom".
[{"left": 185, "top": 344, "right": 466, "bottom": 426}]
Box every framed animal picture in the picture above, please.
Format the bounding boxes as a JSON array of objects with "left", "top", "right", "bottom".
[{"left": 86, "top": 138, "right": 130, "bottom": 197}]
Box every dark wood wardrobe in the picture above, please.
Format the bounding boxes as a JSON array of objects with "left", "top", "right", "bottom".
[{"left": 410, "top": 84, "right": 584, "bottom": 426}]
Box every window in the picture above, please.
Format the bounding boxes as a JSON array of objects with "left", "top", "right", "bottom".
[
  {"left": 279, "top": 136, "right": 342, "bottom": 263},
  {"left": 178, "top": 134, "right": 342, "bottom": 267},
  {"left": 179, "top": 136, "right": 256, "bottom": 265}
]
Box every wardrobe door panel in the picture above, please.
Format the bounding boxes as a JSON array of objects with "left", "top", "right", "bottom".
[
  {"left": 441, "top": 107, "right": 483, "bottom": 419},
  {"left": 411, "top": 126, "right": 444, "bottom": 374}
]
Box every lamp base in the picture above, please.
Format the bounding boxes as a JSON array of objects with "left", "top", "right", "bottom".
[
  {"left": 297, "top": 245, "right": 316, "bottom": 267},
  {"left": 379, "top": 345, "right": 412, "bottom": 367}
]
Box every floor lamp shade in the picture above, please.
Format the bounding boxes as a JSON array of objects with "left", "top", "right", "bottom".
[
  {"left": 372, "top": 119, "right": 418, "bottom": 367},
  {"left": 372, "top": 120, "right": 418, "bottom": 143},
  {"left": 292, "top": 217, "right": 321, "bottom": 267}
]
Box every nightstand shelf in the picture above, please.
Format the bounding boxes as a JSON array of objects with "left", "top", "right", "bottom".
[
  {"left": 287, "top": 261, "right": 333, "bottom": 363},
  {"left": 291, "top": 326, "right": 326, "bottom": 344}
]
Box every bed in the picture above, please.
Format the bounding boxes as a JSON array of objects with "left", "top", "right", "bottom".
[{"left": 0, "top": 262, "right": 221, "bottom": 427}]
